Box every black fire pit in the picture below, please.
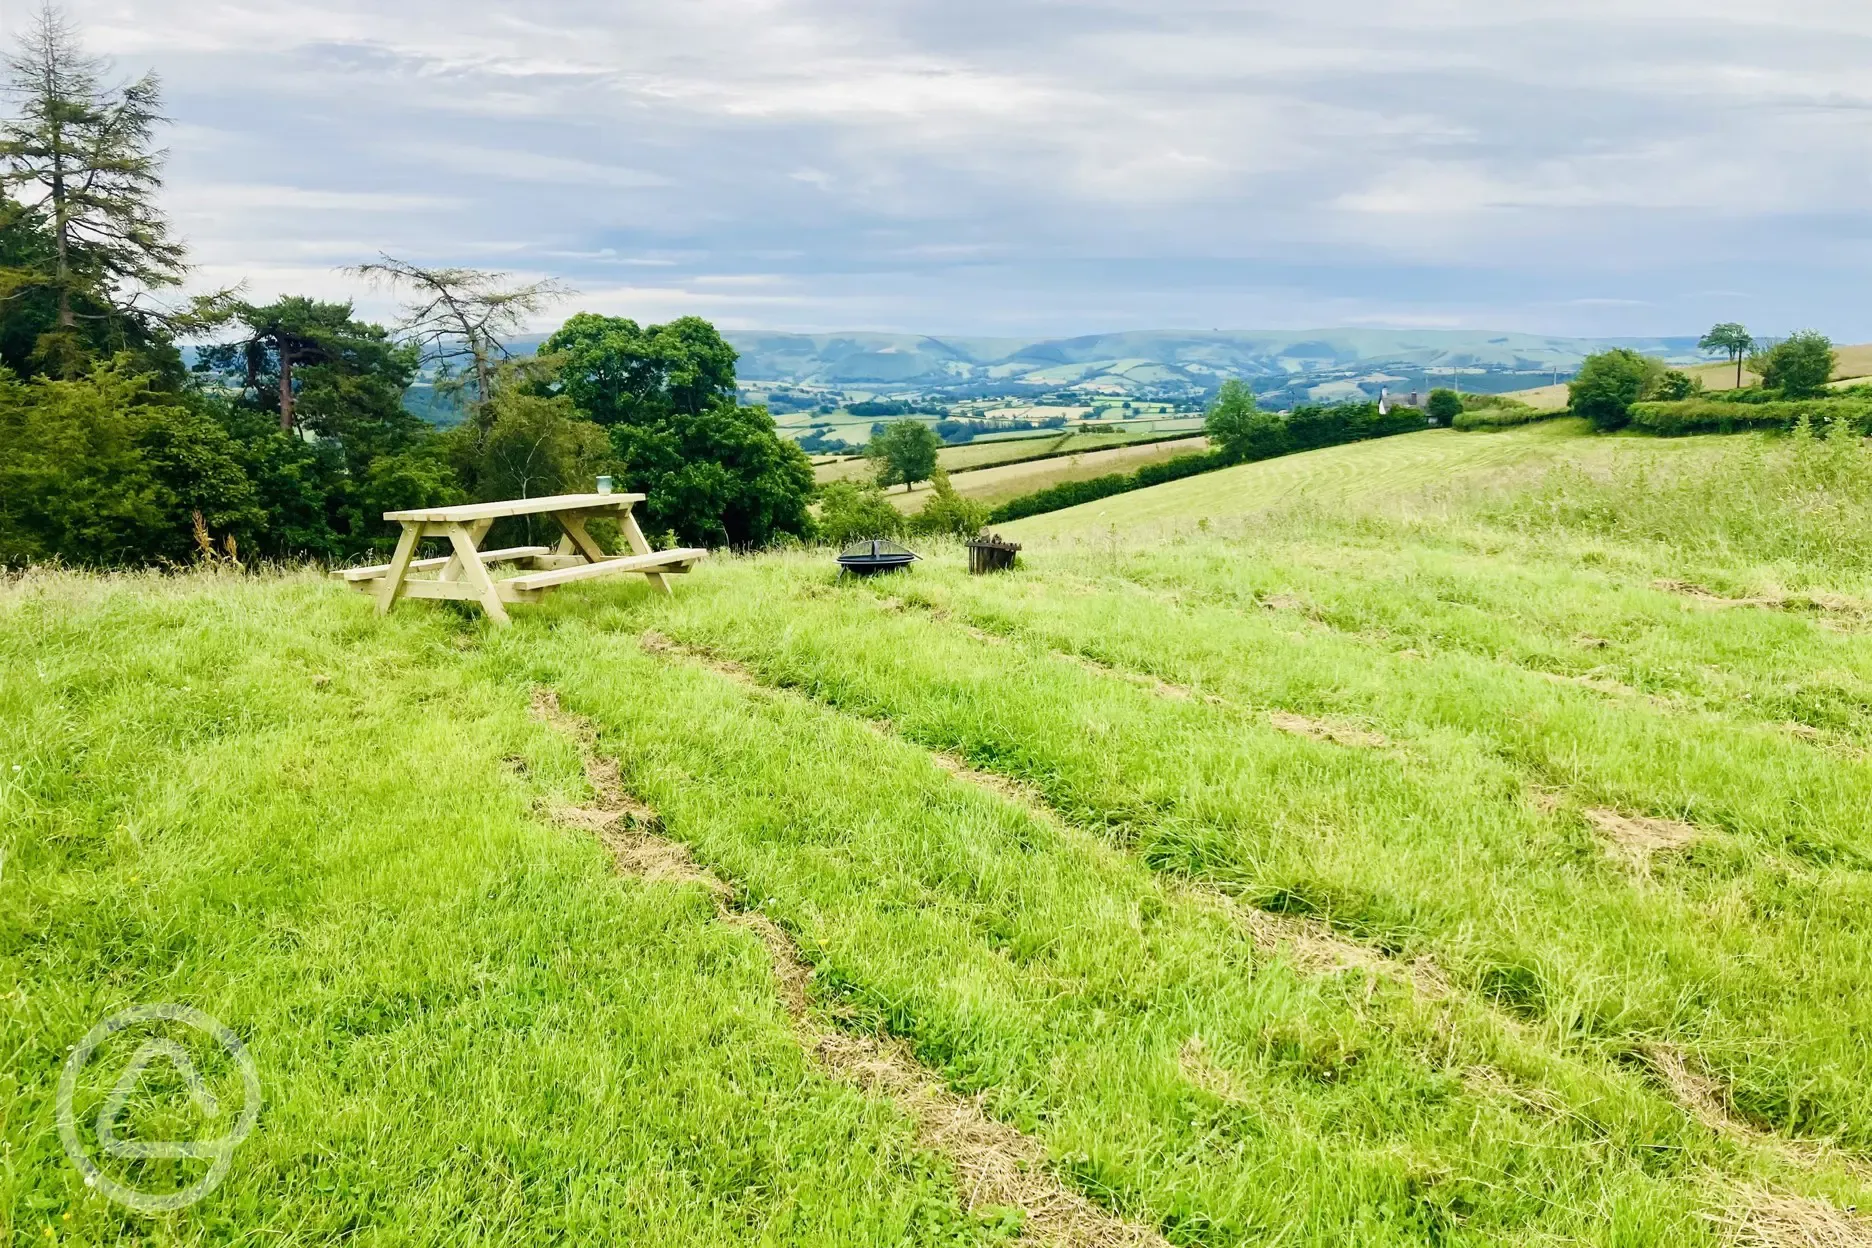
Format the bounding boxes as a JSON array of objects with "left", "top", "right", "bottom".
[{"left": 837, "top": 539, "right": 920, "bottom": 576}]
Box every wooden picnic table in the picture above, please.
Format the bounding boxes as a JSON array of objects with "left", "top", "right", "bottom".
[{"left": 333, "top": 492, "right": 706, "bottom": 626}]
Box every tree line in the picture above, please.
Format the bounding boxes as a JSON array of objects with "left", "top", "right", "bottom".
[{"left": 0, "top": 6, "right": 815, "bottom": 569}]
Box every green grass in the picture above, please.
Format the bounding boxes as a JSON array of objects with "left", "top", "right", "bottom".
[
  {"left": 1001, "top": 420, "right": 1733, "bottom": 542},
  {"left": 812, "top": 429, "right": 1187, "bottom": 487},
  {"left": 8, "top": 426, "right": 1872, "bottom": 1243}
]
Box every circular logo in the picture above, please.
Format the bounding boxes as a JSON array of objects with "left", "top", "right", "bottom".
[{"left": 57, "top": 1004, "right": 261, "bottom": 1213}]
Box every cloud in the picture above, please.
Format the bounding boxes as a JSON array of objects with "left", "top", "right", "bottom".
[{"left": 35, "top": 0, "right": 1872, "bottom": 339}]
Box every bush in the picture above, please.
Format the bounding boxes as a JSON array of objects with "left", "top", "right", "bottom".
[
  {"left": 1627, "top": 397, "right": 1872, "bottom": 437},
  {"left": 908, "top": 469, "right": 988, "bottom": 539},
  {"left": 1427, "top": 389, "right": 1463, "bottom": 426},
  {"left": 815, "top": 480, "right": 903, "bottom": 545},
  {"left": 987, "top": 451, "right": 1225, "bottom": 524},
  {"left": 1651, "top": 369, "right": 1703, "bottom": 401},
  {"left": 1569, "top": 349, "right": 1661, "bottom": 432},
  {"left": 1452, "top": 403, "right": 1551, "bottom": 431},
  {"left": 1758, "top": 331, "right": 1836, "bottom": 399},
  {"left": 0, "top": 359, "right": 266, "bottom": 567}
]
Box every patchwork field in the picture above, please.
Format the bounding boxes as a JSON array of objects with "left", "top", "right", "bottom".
[{"left": 9, "top": 422, "right": 1872, "bottom": 1245}]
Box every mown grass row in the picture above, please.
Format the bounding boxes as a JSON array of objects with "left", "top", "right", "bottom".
[
  {"left": 508, "top": 588, "right": 1817, "bottom": 1246},
  {"left": 634, "top": 542, "right": 1872, "bottom": 1156},
  {"left": 0, "top": 574, "right": 985, "bottom": 1245}
]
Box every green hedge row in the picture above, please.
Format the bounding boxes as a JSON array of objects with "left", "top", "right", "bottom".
[
  {"left": 1627, "top": 397, "right": 1872, "bottom": 436},
  {"left": 987, "top": 450, "right": 1227, "bottom": 524},
  {"left": 1452, "top": 405, "right": 1552, "bottom": 431}
]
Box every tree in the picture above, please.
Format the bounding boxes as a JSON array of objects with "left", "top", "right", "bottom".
[
  {"left": 815, "top": 480, "right": 903, "bottom": 546},
  {"left": 1568, "top": 348, "right": 1661, "bottom": 432},
  {"left": 1205, "top": 379, "right": 1288, "bottom": 461},
  {"left": 867, "top": 419, "right": 941, "bottom": 491},
  {"left": 446, "top": 372, "right": 610, "bottom": 506},
  {"left": 195, "top": 296, "right": 418, "bottom": 434},
  {"left": 908, "top": 468, "right": 988, "bottom": 539},
  {"left": 542, "top": 313, "right": 814, "bottom": 547},
  {"left": 1758, "top": 331, "right": 1836, "bottom": 399},
  {"left": 546, "top": 312, "right": 740, "bottom": 426},
  {"left": 0, "top": 357, "right": 262, "bottom": 566},
  {"left": 1698, "top": 322, "right": 1754, "bottom": 390},
  {"left": 1426, "top": 389, "right": 1463, "bottom": 426},
  {"left": 0, "top": 5, "right": 184, "bottom": 375},
  {"left": 349, "top": 256, "right": 571, "bottom": 407},
  {"left": 1650, "top": 369, "right": 1701, "bottom": 402}
]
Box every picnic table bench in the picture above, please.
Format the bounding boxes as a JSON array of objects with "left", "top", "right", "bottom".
[{"left": 333, "top": 492, "right": 706, "bottom": 626}]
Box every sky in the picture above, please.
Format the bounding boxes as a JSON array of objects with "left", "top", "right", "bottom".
[{"left": 14, "top": 0, "right": 1872, "bottom": 340}]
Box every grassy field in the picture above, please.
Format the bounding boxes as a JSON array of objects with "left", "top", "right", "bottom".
[
  {"left": 890, "top": 435, "right": 1210, "bottom": 513},
  {"left": 813, "top": 430, "right": 1171, "bottom": 486},
  {"left": 8, "top": 422, "right": 1872, "bottom": 1244},
  {"left": 998, "top": 420, "right": 1697, "bottom": 542}
]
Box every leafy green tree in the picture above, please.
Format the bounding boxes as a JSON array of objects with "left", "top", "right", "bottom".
[
  {"left": 0, "top": 5, "right": 184, "bottom": 376},
  {"left": 1759, "top": 331, "right": 1836, "bottom": 399},
  {"left": 1650, "top": 369, "right": 1701, "bottom": 402},
  {"left": 1205, "top": 379, "right": 1287, "bottom": 460},
  {"left": 1569, "top": 349, "right": 1661, "bottom": 432},
  {"left": 195, "top": 296, "right": 417, "bottom": 434},
  {"left": 867, "top": 419, "right": 941, "bottom": 491},
  {"left": 816, "top": 480, "right": 903, "bottom": 545},
  {"left": 542, "top": 313, "right": 813, "bottom": 547},
  {"left": 0, "top": 357, "right": 262, "bottom": 565},
  {"left": 447, "top": 383, "right": 610, "bottom": 505},
  {"left": 1698, "top": 322, "right": 1754, "bottom": 389},
  {"left": 546, "top": 312, "right": 740, "bottom": 426},
  {"left": 1426, "top": 389, "right": 1463, "bottom": 426},
  {"left": 908, "top": 468, "right": 988, "bottom": 539}
]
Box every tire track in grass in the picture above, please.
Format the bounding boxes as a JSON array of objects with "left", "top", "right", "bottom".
[{"left": 531, "top": 686, "right": 1169, "bottom": 1248}]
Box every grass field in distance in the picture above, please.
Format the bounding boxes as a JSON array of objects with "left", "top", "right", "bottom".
[{"left": 8, "top": 420, "right": 1872, "bottom": 1244}]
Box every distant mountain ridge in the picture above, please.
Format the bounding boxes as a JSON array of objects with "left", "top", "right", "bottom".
[{"left": 724, "top": 328, "right": 1706, "bottom": 395}]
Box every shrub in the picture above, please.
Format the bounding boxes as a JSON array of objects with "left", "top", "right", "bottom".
[
  {"left": 815, "top": 480, "right": 903, "bottom": 545},
  {"left": 987, "top": 451, "right": 1226, "bottom": 524},
  {"left": 1758, "top": 331, "right": 1836, "bottom": 399},
  {"left": 1427, "top": 389, "right": 1463, "bottom": 425},
  {"left": 1205, "top": 380, "right": 1286, "bottom": 462},
  {"left": 1627, "top": 397, "right": 1872, "bottom": 437},
  {"left": 908, "top": 469, "right": 989, "bottom": 539},
  {"left": 1569, "top": 349, "right": 1661, "bottom": 432},
  {"left": 1452, "top": 402, "right": 1550, "bottom": 431},
  {"left": 1650, "top": 369, "right": 1703, "bottom": 401}
]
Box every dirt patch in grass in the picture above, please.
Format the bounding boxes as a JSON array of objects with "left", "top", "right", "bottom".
[
  {"left": 1268, "top": 711, "right": 1390, "bottom": 749},
  {"left": 1653, "top": 580, "right": 1872, "bottom": 624},
  {"left": 534, "top": 686, "right": 1166, "bottom": 1248},
  {"left": 1709, "top": 1186, "right": 1872, "bottom": 1247},
  {"left": 1059, "top": 651, "right": 1196, "bottom": 700},
  {"left": 1586, "top": 808, "right": 1699, "bottom": 871}
]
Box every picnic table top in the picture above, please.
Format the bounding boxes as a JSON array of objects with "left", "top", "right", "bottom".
[{"left": 384, "top": 492, "right": 647, "bottom": 524}]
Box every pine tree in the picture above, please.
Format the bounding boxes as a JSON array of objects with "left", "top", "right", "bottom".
[{"left": 0, "top": 3, "right": 184, "bottom": 374}]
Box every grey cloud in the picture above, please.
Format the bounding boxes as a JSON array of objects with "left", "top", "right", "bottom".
[{"left": 43, "top": 0, "right": 1872, "bottom": 337}]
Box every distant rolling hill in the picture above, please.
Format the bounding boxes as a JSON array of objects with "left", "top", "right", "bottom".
[{"left": 725, "top": 329, "right": 1707, "bottom": 399}]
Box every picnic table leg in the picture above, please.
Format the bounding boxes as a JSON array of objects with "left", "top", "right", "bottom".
[
  {"left": 618, "top": 506, "right": 673, "bottom": 597},
  {"left": 555, "top": 512, "right": 609, "bottom": 563},
  {"left": 438, "top": 519, "right": 494, "bottom": 583},
  {"left": 375, "top": 522, "right": 424, "bottom": 615},
  {"left": 443, "top": 522, "right": 511, "bottom": 627}
]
